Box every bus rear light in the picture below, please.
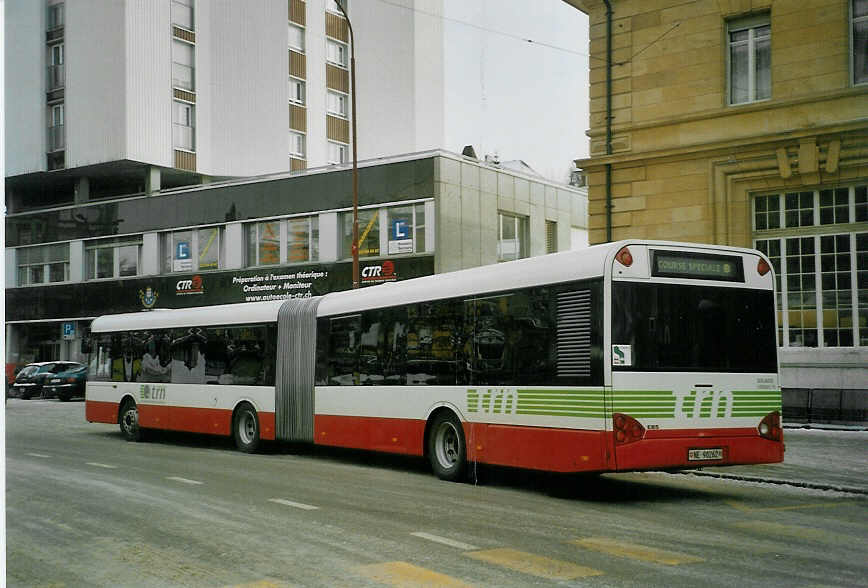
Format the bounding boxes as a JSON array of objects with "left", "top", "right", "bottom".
[
  {"left": 613, "top": 413, "right": 645, "bottom": 445},
  {"left": 757, "top": 258, "right": 772, "bottom": 276},
  {"left": 615, "top": 246, "right": 633, "bottom": 267},
  {"left": 758, "top": 411, "right": 782, "bottom": 442}
]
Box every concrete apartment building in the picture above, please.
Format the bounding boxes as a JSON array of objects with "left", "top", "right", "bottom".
[
  {"left": 4, "top": 1, "right": 589, "bottom": 371},
  {"left": 566, "top": 0, "right": 868, "bottom": 423}
]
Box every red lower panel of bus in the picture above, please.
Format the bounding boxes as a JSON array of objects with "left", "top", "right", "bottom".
[
  {"left": 85, "top": 401, "right": 276, "bottom": 441},
  {"left": 314, "top": 415, "right": 609, "bottom": 473},
  {"left": 614, "top": 428, "right": 784, "bottom": 471}
]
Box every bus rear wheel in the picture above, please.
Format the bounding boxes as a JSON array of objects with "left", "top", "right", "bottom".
[
  {"left": 428, "top": 412, "right": 466, "bottom": 482},
  {"left": 119, "top": 399, "right": 143, "bottom": 442},
  {"left": 233, "top": 403, "right": 260, "bottom": 453}
]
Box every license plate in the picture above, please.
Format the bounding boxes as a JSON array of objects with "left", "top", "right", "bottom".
[
  {"left": 688, "top": 448, "right": 723, "bottom": 461},
  {"left": 50, "top": 378, "right": 61, "bottom": 384}
]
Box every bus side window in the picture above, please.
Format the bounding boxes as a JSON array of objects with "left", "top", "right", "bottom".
[
  {"left": 141, "top": 330, "right": 172, "bottom": 383},
  {"left": 328, "top": 315, "right": 361, "bottom": 386}
]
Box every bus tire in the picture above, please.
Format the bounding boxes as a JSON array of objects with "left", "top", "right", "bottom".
[
  {"left": 119, "top": 399, "right": 143, "bottom": 442},
  {"left": 233, "top": 403, "right": 260, "bottom": 453},
  {"left": 427, "top": 412, "right": 466, "bottom": 482}
]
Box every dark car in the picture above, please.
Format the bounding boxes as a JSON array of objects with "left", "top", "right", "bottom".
[
  {"left": 43, "top": 363, "right": 88, "bottom": 401},
  {"left": 12, "top": 361, "right": 84, "bottom": 399}
]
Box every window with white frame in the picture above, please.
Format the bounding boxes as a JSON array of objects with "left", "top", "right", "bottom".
[
  {"left": 290, "top": 131, "right": 306, "bottom": 158},
  {"left": 327, "top": 39, "right": 348, "bottom": 68},
  {"left": 172, "top": 40, "right": 194, "bottom": 91},
  {"left": 48, "top": 103, "right": 65, "bottom": 152},
  {"left": 171, "top": 0, "right": 193, "bottom": 30},
  {"left": 85, "top": 238, "right": 141, "bottom": 280},
  {"left": 341, "top": 208, "right": 379, "bottom": 258},
  {"left": 245, "top": 217, "right": 319, "bottom": 267},
  {"left": 327, "top": 0, "right": 346, "bottom": 15},
  {"left": 727, "top": 14, "right": 770, "bottom": 105},
  {"left": 327, "top": 90, "right": 348, "bottom": 118},
  {"left": 162, "top": 227, "right": 222, "bottom": 273},
  {"left": 327, "top": 141, "right": 348, "bottom": 164},
  {"left": 47, "top": 43, "right": 64, "bottom": 90},
  {"left": 289, "top": 23, "right": 305, "bottom": 52},
  {"left": 16, "top": 243, "right": 69, "bottom": 286},
  {"left": 853, "top": 0, "right": 868, "bottom": 85},
  {"left": 173, "top": 100, "right": 195, "bottom": 151},
  {"left": 497, "top": 212, "right": 529, "bottom": 262},
  {"left": 289, "top": 76, "right": 305, "bottom": 105},
  {"left": 385, "top": 204, "right": 426, "bottom": 255},
  {"left": 47, "top": 3, "right": 64, "bottom": 30},
  {"left": 753, "top": 184, "right": 868, "bottom": 348}
]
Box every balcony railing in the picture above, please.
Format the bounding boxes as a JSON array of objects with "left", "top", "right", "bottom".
[
  {"left": 47, "top": 64, "right": 65, "bottom": 91},
  {"left": 47, "top": 124, "right": 65, "bottom": 152}
]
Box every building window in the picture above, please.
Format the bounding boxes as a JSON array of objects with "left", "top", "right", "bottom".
[
  {"left": 47, "top": 43, "right": 64, "bottom": 90},
  {"left": 16, "top": 244, "right": 69, "bottom": 286},
  {"left": 47, "top": 103, "right": 65, "bottom": 152},
  {"left": 854, "top": 0, "right": 868, "bottom": 85},
  {"left": 290, "top": 131, "right": 306, "bottom": 158},
  {"left": 727, "top": 14, "right": 770, "bottom": 105},
  {"left": 754, "top": 183, "right": 868, "bottom": 348},
  {"left": 47, "top": 3, "right": 64, "bottom": 30},
  {"left": 162, "top": 227, "right": 222, "bottom": 273},
  {"left": 327, "top": 90, "right": 348, "bottom": 118},
  {"left": 171, "top": 0, "right": 194, "bottom": 30},
  {"left": 546, "top": 221, "right": 557, "bottom": 254},
  {"left": 246, "top": 221, "right": 282, "bottom": 267},
  {"left": 498, "top": 212, "right": 529, "bottom": 262},
  {"left": 172, "top": 40, "right": 195, "bottom": 91},
  {"left": 287, "top": 217, "right": 319, "bottom": 263},
  {"left": 327, "top": 39, "right": 348, "bottom": 68},
  {"left": 289, "top": 76, "right": 305, "bottom": 105},
  {"left": 328, "top": 141, "right": 348, "bottom": 164},
  {"left": 341, "top": 208, "right": 379, "bottom": 258},
  {"left": 386, "top": 204, "right": 425, "bottom": 255},
  {"left": 173, "top": 100, "right": 195, "bottom": 151},
  {"left": 289, "top": 23, "right": 305, "bottom": 52},
  {"left": 326, "top": 0, "right": 346, "bottom": 14},
  {"left": 85, "top": 239, "right": 141, "bottom": 280}
]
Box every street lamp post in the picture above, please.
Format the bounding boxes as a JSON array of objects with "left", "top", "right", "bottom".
[{"left": 336, "top": 0, "right": 359, "bottom": 289}]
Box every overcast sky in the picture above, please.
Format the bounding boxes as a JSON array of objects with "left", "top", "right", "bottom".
[{"left": 443, "top": 0, "right": 590, "bottom": 182}]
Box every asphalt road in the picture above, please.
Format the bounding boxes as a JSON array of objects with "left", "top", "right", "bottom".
[{"left": 4, "top": 398, "right": 868, "bottom": 587}]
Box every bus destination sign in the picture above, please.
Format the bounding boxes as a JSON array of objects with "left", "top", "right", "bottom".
[{"left": 651, "top": 251, "right": 744, "bottom": 282}]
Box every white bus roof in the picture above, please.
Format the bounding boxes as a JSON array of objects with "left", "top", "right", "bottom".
[{"left": 90, "top": 240, "right": 767, "bottom": 331}]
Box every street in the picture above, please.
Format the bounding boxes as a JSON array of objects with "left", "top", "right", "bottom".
[{"left": 5, "top": 398, "right": 868, "bottom": 587}]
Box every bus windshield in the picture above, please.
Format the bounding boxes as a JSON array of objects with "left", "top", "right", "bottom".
[{"left": 612, "top": 282, "right": 777, "bottom": 373}]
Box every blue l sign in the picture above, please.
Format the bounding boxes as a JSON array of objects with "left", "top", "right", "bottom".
[
  {"left": 176, "top": 241, "right": 191, "bottom": 260},
  {"left": 392, "top": 220, "right": 409, "bottom": 240}
]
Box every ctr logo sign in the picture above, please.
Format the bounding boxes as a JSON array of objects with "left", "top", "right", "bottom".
[
  {"left": 361, "top": 261, "right": 397, "bottom": 283},
  {"left": 176, "top": 275, "right": 204, "bottom": 296}
]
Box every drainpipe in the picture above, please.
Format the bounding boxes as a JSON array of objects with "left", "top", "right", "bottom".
[{"left": 603, "top": 0, "right": 613, "bottom": 242}]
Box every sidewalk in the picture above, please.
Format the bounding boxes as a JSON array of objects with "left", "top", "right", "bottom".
[{"left": 683, "top": 427, "right": 868, "bottom": 495}]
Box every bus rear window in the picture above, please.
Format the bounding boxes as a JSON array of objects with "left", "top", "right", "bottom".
[{"left": 612, "top": 282, "right": 777, "bottom": 373}]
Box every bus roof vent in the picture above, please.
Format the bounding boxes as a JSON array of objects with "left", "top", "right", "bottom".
[{"left": 556, "top": 290, "right": 592, "bottom": 378}]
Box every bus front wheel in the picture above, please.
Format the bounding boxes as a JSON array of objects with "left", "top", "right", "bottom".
[
  {"left": 428, "top": 412, "right": 466, "bottom": 482},
  {"left": 119, "top": 399, "right": 143, "bottom": 442},
  {"left": 233, "top": 403, "right": 260, "bottom": 453}
]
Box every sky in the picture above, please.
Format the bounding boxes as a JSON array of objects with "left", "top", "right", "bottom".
[{"left": 442, "top": 0, "right": 590, "bottom": 183}]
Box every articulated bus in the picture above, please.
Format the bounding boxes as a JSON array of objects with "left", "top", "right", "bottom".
[{"left": 85, "top": 240, "right": 784, "bottom": 481}]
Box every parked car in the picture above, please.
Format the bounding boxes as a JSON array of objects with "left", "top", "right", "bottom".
[
  {"left": 43, "top": 363, "right": 88, "bottom": 401},
  {"left": 11, "top": 361, "right": 85, "bottom": 399}
]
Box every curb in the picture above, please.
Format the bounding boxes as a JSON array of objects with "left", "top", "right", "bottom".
[
  {"left": 679, "top": 470, "right": 868, "bottom": 496},
  {"left": 784, "top": 423, "right": 868, "bottom": 432}
]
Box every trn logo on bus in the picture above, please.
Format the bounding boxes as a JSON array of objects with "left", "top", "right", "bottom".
[
  {"left": 140, "top": 384, "right": 167, "bottom": 401},
  {"left": 674, "top": 390, "right": 734, "bottom": 419},
  {"left": 467, "top": 388, "right": 516, "bottom": 414}
]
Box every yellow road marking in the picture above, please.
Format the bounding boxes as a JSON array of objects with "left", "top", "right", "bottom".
[
  {"left": 727, "top": 500, "right": 847, "bottom": 513},
  {"left": 356, "top": 562, "right": 472, "bottom": 587},
  {"left": 465, "top": 548, "right": 603, "bottom": 580},
  {"left": 225, "top": 582, "right": 283, "bottom": 588},
  {"left": 734, "top": 521, "right": 830, "bottom": 541},
  {"left": 571, "top": 537, "right": 704, "bottom": 565}
]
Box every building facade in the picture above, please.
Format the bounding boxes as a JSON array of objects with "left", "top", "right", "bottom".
[
  {"left": 567, "top": 0, "right": 868, "bottom": 423},
  {"left": 5, "top": 152, "right": 588, "bottom": 370}
]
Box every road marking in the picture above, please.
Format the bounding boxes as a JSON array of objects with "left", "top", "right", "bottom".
[
  {"left": 571, "top": 537, "right": 704, "bottom": 565},
  {"left": 356, "top": 562, "right": 472, "bottom": 587},
  {"left": 27, "top": 453, "right": 51, "bottom": 458},
  {"left": 225, "top": 581, "right": 283, "bottom": 588},
  {"left": 166, "top": 476, "right": 203, "bottom": 485},
  {"left": 734, "top": 521, "right": 830, "bottom": 541},
  {"left": 411, "top": 532, "right": 478, "bottom": 551},
  {"left": 465, "top": 548, "right": 603, "bottom": 580},
  {"left": 727, "top": 500, "right": 847, "bottom": 513},
  {"left": 268, "top": 498, "right": 319, "bottom": 511},
  {"left": 86, "top": 462, "right": 118, "bottom": 469}
]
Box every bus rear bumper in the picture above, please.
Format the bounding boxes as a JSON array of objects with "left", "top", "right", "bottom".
[{"left": 614, "top": 430, "right": 784, "bottom": 472}]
